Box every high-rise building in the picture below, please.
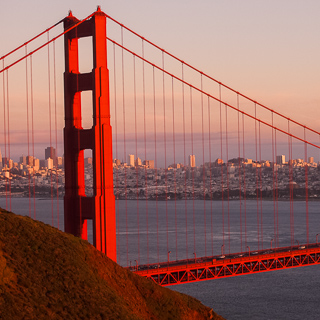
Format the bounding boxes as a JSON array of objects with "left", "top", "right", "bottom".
[
  {"left": 57, "top": 157, "right": 63, "bottom": 166},
  {"left": 40, "top": 159, "right": 46, "bottom": 168},
  {"left": 0, "top": 148, "right": 2, "bottom": 169},
  {"left": 45, "top": 147, "right": 57, "bottom": 166},
  {"left": 143, "top": 160, "right": 154, "bottom": 169},
  {"left": 128, "top": 154, "right": 135, "bottom": 167},
  {"left": 189, "top": 155, "right": 196, "bottom": 167},
  {"left": 308, "top": 156, "right": 314, "bottom": 164},
  {"left": 46, "top": 158, "right": 53, "bottom": 170},
  {"left": 135, "top": 157, "right": 142, "bottom": 166},
  {"left": 276, "top": 155, "right": 285, "bottom": 165},
  {"left": 26, "top": 155, "right": 33, "bottom": 166},
  {"left": 20, "top": 155, "right": 26, "bottom": 166},
  {"left": 33, "top": 158, "right": 40, "bottom": 171}
]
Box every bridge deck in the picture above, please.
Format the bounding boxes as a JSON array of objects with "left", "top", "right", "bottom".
[{"left": 133, "top": 244, "right": 320, "bottom": 286}]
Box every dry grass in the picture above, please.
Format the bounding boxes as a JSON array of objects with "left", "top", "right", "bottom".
[{"left": 0, "top": 208, "right": 225, "bottom": 320}]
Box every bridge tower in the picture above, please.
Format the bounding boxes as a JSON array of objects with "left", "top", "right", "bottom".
[{"left": 63, "top": 7, "right": 116, "bottom": 261}]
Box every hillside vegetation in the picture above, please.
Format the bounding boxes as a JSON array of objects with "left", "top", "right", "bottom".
[{"left": 0, "top": 208, "right": 225, "bottom": 320}]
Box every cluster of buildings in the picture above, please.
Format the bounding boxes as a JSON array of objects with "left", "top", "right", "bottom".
[
  {"left": 112, "top": 154, "right": 320, "bottom": 200},
  {"left": 0, "top": 148, "right": 319, "bottom": 199},
  {"left": 0, "top": 147, "right": 63, "bottom": 173},
  {"left": 114, "top": 155, "right": 155, "bottom": 169},
  {"left": 0, "top": 147, "right": 64, "bottom": 197},
  {"left": 113, "top": 153, "right": 317, "bottom": 171},
  {"left": 113, "top": 154, "right": 197, "bottom": 170}
]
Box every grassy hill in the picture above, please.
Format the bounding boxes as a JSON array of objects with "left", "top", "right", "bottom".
[{"left": 0, "top": 208, "right": 225, "bottom": 320}]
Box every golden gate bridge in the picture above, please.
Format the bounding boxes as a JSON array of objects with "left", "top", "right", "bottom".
[{"left": 0, "top": 7, "right": 320, "bottom": 286}]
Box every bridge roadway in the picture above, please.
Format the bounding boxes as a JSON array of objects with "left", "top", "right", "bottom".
[{"left": 132, "top": 244, "right": 320, "bottom": 286}]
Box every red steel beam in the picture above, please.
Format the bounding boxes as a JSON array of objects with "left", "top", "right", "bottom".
[{"left": 135, "top": 246, "right": 320, "bottom": 286}]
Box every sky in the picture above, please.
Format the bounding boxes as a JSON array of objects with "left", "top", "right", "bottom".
[{"left": 1, "top": 0, "right": 320, "bottom": 163}]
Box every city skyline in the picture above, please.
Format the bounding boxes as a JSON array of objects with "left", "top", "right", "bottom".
[
  {"left": 1, "top": 144, "right": 320, "bottom": 171},
  {"left": 2, "top": 145, "right": 320, "bottom": 201},
  {"left": 1, "top": 1, "right": 320, "bottom": 154},
  {"left": 2, "top": 135, "right": 320, "bottom": 167}
]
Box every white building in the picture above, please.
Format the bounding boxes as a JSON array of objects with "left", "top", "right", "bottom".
[
  {"left": 33, "top": 158, "right": 40, "bottom": 171},
  {"left": 46, "top": 157, "right": 53, "bottom": 170},
  {"left": 128, "top": 154, "right": 135, "bottom": 167},
  {"left": 189, "top": 155, "right": 196, "bottom": 167}
]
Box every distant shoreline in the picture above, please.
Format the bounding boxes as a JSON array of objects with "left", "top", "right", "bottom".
[{"left": 1, "top": 194, "right": 319, "bottom": 202}]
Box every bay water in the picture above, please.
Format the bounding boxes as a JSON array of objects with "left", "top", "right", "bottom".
[{"left": 1, "top": 197, "right": 319, "bottom": 319}]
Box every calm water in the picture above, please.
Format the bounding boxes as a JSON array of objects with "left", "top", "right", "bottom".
[
  {"left": 1, "top": 197, "right": 320, "bottom": 319},
  {"left": 172, "top": 265, "right": 320, "bottom": 320}
]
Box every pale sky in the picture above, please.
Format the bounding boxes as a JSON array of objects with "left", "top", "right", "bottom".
[{"left": 1, "top": 1, "right": 320, "bottom": 162}]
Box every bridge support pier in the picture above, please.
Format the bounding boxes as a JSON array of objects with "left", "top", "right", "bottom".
[{"left": 63, "top": 7, "right": 116, "bottom": 261}]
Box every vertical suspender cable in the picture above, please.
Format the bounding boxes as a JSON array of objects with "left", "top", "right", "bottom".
[
  {"left": 219, "top": 85, "right": 224, "bottom": 249},
  {"left": 142, "top": 40, "right": 149, "bottom": 266},
  {"left": 201, "top": 75, "right": 207, "bottom": 257},
  {"left": 242, "top": 113, "right": 247, "bottom": 250},
  {"left": 272, "top": 112, "right": 276, "bottom": 247},
  {"left": 162, "top": 52, "right": 169, "bottom": 260},
  {"left": 291, "top": 126, "right": 294, "bottom": 246},
  {"left": 121, "top": 27, "right": 129, "bottom": 267},
  {"left": 30, "top": 55, "right": 36, "bottom": 219},
  {"left": 53, "top": 40, "right": 59, "bottom": 229},
  {"left": 237, "top": 94, "right": 242, "bottom": 252},
  {"left": 190, "top": 87, "right": 196, "bottom": 257},
  {"left": 182, "top": 63, "right": 188, "bottom": 260},
  {"left": 2, "top": 60, "right": 8, "bottom": 210},
  {"left": 304, "top": 128, "right": 309, "bottom": 244},
  {"left": 208, "top": 96, "right": 214, "bottom": 256},
  {"left": 275, "top": 130, "right": 279, "bottom": 247},
  {"left": 152, "top": 66, "right": 160, "bottom": 264},
  {"left": 259, "top": 122, "right": 263, "bottom": 248},
  {"left": 47, "top": 32, "right": 53, "bottom": 226},
  {"left": 172, "top": 77, "right": 178, "bottom": 260},
  {"left": 133, "top": 55, "right": 140, "bottom": 264},
  {"left": 288, "top": 121, "right": 294, "bottom": 246},
  {"left": 254, "top": 104, "right": 260, "bottom": 250},
  {"left": 225, "top": 104, "right": 230, "bottom": 253},
  {"left": 25, "top": 45, "right": 31, "bottom": 217},
  {"left": 6, "top": 70, "right": 11, "bottom": 211}
]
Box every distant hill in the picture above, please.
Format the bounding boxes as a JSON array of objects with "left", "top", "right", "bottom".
[{"left": 0, "top": 208, "right": 225, "bottom": 320}]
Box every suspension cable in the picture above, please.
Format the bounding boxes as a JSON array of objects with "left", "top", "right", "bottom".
[
  {"left": 107, "top": 38, "right": 320, "bottom": 150},
  {"left": 0, "top": 12, "right": 95, "bottom": 74},
  {"left": 105, "top": 14, "right": 320, "bottom": 138}
]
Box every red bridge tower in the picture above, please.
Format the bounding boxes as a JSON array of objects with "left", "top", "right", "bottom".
[{"left": 63, "top": 7, "right": 116, "bottom": 261}]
